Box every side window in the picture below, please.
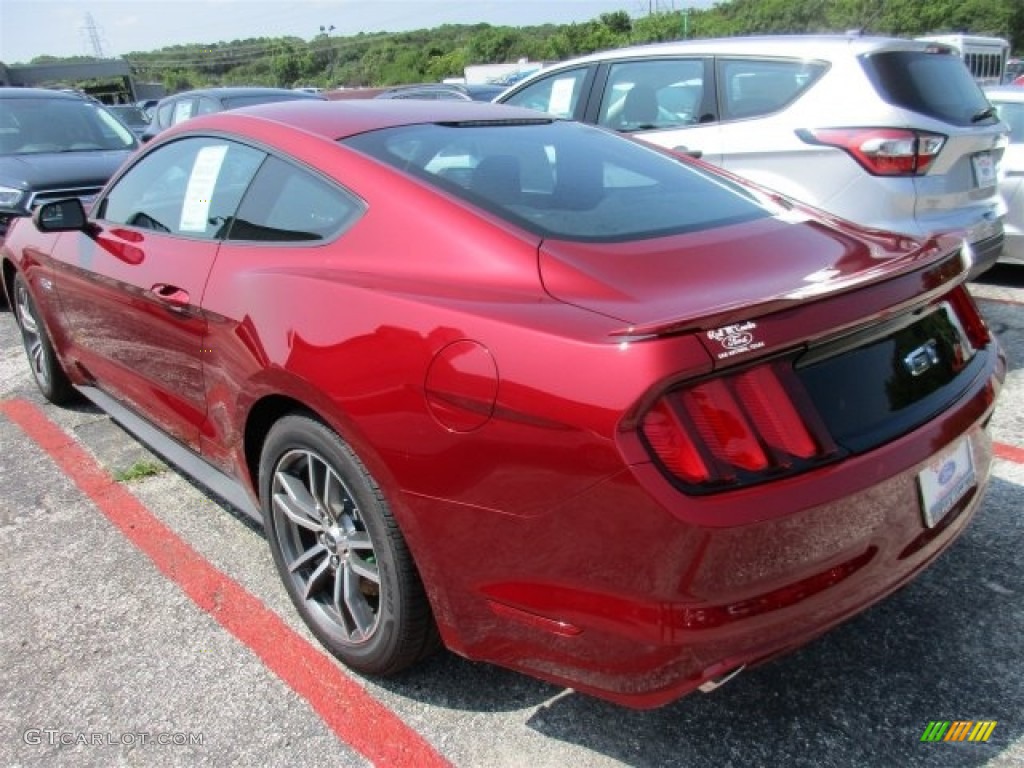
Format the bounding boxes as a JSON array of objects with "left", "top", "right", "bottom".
[
  {"left": 597, "top": 58, "right": 708, "bottom": 132},
  {"left": 171, "top": 99, "right": 196, "bottom": 125},
  {"left": 196, "top": 96, "right": 220, "bottom": 115},
  {"left": 501, "top": 67, "right": 590, "bottom": 118},
  {"left": 98, "top": 137, "right": 265, "bottom": 239},
  {"left": 155, "top": 101, "right": 174, "bottom": 129},
  {"left": 719, "top": 58, "right": 827, "bottom": 121},
  {"left": 227, "top": 156, "right": 364, "bottom": 242}
]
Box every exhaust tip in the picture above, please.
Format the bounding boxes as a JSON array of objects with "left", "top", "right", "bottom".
[{"left": 698, "top": 664, "right": 745, "bottom": 693}]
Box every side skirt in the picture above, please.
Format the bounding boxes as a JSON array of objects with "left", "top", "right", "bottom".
[{"left": 77, "top": 385, "right": 263, "bottom": 524}]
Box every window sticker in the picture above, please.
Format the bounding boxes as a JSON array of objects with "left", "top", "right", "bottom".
[
  {"left": 549, "top": 78, "right": 577, "bottom": 117},
  {"left": 179, "top": 145, "right": 228, "bottom": 233},
  {"left": 172, "top": 101, "right": 194, "bottom": 123}
]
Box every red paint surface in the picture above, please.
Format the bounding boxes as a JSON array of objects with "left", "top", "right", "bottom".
[{"left": 0, "top": 398, "right": 450, "bottom": 768}]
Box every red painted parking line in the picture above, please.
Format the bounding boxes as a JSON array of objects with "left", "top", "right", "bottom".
[
  {"left": 0, "top": 398, "right": 451, "bottom": 768},
  {"left": 995, "top": 442, "right": 1024, "bottom": 465}
]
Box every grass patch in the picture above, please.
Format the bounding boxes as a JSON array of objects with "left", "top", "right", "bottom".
[{"left": 114, "top": 460, "right": 165, "bottom": 483}]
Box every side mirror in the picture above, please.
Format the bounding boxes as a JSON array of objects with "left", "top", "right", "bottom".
[{"left": 32, "top": 198, "right": 90, "bottom": 233}]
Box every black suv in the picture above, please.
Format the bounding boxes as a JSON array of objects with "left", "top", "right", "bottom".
[{"left": 0, "top": 87, "right": 137, "bottom": 248}]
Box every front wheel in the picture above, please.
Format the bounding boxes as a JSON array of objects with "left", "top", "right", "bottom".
[
  {"left": 12, "top": 274, "right": 75, "bottom": 404},
  {"left": 259, "top": 414, "right": 438, "bottom": 676}
]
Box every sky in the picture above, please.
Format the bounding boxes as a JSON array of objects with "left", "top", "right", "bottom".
[{"left": 0, "top": 0, "right": 708, "bottom": 64}]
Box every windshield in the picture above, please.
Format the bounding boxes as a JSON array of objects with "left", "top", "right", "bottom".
[
  {"left": 343, "top": 119, "right": 768, "bottom": 242},
  {"left": 0, "top": 97, "right": 137, "bottom": 155}
]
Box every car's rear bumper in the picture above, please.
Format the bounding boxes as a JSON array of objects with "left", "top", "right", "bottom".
[
  {"left": 998, "top": 226, "right": 1024, "bottom": 265},
  {"left": 409, "top": 343, "right": 1005, "bottom": 708},
  {"left": 969, "top": 231, "right": 1006, "bottom": 277}
]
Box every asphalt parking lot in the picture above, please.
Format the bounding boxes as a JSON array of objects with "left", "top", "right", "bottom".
[{"left": 0, "top": 266, "right": 1022, "bottom": 768}]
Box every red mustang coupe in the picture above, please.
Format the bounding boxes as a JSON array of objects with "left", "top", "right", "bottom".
[{"left": 1, "top": 100, "right": 1004, "bottom": 708}]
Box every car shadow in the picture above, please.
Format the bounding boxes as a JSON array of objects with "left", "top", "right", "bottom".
[{"left": 974, "top": 264, "right": 1024, "bottom": 289}]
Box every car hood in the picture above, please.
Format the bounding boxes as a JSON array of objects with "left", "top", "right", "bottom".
[
  {"left": 0, "top": 150, "right": 133, "bottom": 191},
  {"left": 539, "top": 213, "right": 965, "bottom": 337}
]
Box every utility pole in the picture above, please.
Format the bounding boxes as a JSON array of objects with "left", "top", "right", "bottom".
[{"left": 83, "top": 12, "right": 106, "bottom": 58}]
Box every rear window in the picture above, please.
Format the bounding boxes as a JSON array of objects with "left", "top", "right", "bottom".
[
  {"left": 860, "top": 50, "right": 996, "bottom": 126},
  {"left": 342, "top": 119, "right": 769, "bottom": 242}
]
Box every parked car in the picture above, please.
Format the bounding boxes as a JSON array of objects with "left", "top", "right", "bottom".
[
  {"left": 0, "top": 87, "right": 137, "bottom": 251},
  {"left": 498, "top": 34, "right": 1008, "bottom": 277},
  {"left": 2, "top": 99, "right": 1004, "bottom": 708},
  {"left": 374, "top": 82, "right": 506, "bottom": 101},
  {"left": 135, "top": 98, "right": 160, "bottom": 119},
  {"left": 141, "top": 86, "right": 325, "bottom": 142},
  {"left": 985, "top": 86, "right": 1024, "bottom": 264},
  {"left": 107, "top": 104, "right": 151, "bottom": 138}
]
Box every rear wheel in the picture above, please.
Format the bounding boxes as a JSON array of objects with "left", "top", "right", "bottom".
[
  {"left": 12, "top": 274, "right": 75, "bottom": 404},
  {"left": 259, "top": 414, "right": 438, "bottom": 675}
]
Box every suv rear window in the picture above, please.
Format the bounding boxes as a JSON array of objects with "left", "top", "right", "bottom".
[
  {"left": 344, "top": 119, "right": 769, "bottom": 242},
  {"left": 860, "top": 50, "right": 996, "bottom": 126}
]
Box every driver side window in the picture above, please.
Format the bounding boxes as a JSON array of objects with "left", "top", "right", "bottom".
[{"left": 97, "top": 137, "right": 265, "bottom": 239}]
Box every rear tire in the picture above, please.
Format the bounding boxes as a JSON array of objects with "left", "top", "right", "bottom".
[
  {"left": 259, "top": 414, "right": 438, "bottom": 676},
  {"left": 12, "top": 274, "right": 75, "bottom": 404}
]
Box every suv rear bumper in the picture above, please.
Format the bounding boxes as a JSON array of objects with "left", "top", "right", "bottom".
[{"left": 968, "top": 232, "right": 1005, "bottom": 278}]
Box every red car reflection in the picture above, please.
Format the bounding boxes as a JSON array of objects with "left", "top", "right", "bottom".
[{"left": 1, "top": 99, "right": 1004, "bottom": 708}]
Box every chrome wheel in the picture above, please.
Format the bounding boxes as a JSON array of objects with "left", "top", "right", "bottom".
[
  {"left": 261, "top": 414, "right": 438, "bottom": 675},
  {"left": 11, "top": 274, "right": 74, "bottom": 404},
  {"left": 14, "top": 278, "right": 50, "bottom": 391},
  {"left": 271, "top": 448, "right": 382, "bottom": 644}
]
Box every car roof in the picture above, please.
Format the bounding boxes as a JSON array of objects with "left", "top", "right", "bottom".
[
  {"left": 517, "top": 34, "right": 948, "bottom": 72},
  {"left": 160, "top": 86, "right": 324, "bottom": 100},
  {"left": 170, "top": 98, "right": 557, "bottom": 141},
  {"left": 0, "top": 87, "right": 91, "bottom": 101}
]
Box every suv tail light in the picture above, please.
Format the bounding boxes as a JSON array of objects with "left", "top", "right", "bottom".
[
  {"left": 797, "top": 128, "right": 946, "bottom": 176},
  {"left": 640, "top": 357, "right": 840, "bottom": 492}
]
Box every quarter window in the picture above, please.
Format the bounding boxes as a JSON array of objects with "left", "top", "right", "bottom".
[
  {"left": 718, "top": 58, "right": 826, "bottom": 120},
  {"left": 226, "top": 156, "right": 363, "bottom": 242}
]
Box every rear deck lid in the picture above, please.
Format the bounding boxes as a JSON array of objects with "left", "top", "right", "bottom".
[{"left": 539, "top": 211, "right": 966, "bottom": 348}]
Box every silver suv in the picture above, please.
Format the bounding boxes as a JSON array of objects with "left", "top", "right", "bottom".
[{"left": 498, "top": 35, "right": 1007, "bottom": 276}]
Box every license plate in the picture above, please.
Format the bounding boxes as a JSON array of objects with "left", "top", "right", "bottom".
[
  {"left": 971, "top": 151, "right": 996, "bottom": 188},
  {"left": 918, "top": 436, "right": 976, "bottom": 528}
]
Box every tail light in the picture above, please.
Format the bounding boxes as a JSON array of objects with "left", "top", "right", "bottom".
[
  {"left": 945, "top": 284, "right": 991, "bottom": 349},
  {"left": 641, "top": 357, "right": 839, "bottom": 492},
  {"left": 797, "top": 128, "right": 946, "bottom": 176}
]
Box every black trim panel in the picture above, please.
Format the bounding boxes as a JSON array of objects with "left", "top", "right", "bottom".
[{"left": 77, "top": 385, "right": 262, "bottom": 523}]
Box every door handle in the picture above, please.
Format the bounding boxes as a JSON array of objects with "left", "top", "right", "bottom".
[{"left": 150, "top": 283, "right": 190, "bottom": 307}]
